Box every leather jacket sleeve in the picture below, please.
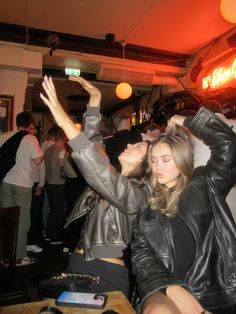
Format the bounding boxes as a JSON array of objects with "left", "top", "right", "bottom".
[
  {"left": 69, "top": 133, "right": 150, "bottom": 214},
  {"left": 82, "top": 105, "right": 103, "bottom": 144},
  {"left": 188, "top": 107, "right": 236, "bottom": 193},
  {"left": 69, "top": 104, "right": 151, "bottom": 215},
  {"left": 131, "top": 108, "right": 236, "bottom": 312}
]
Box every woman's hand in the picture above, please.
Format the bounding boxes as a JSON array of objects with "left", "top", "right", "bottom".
[
  {"left": 40, "top": 76, "right": 79, "bottom": 140},
  {"left": 69, "top": 76, "right": 101, "bottom": 107},
  {"left": 142, "top": 291, "right": 181, "bottom": 314},
  {"left": 166, "top": 285, "right": 205, "bottom": 314},
  {"left": 142, "top": 287, "right": 209, "bottom": 314},
  {"left": 167, "top": 115, "right": 186, "bottom": 128}
]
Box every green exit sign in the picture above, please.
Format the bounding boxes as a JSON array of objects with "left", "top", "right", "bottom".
[{"left": 65, "top": 68, "right": 81, "bottom": 77}]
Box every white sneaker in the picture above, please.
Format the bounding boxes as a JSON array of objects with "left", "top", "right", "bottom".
[
  {"left": 16, "top": 256, "right": 37, "bottom": 266},
  {"left": 62, "top": 247, "right": 69, "bottom": 253},
  {"left": 27, "top": 245, "right": 43, "bottom": 253}
]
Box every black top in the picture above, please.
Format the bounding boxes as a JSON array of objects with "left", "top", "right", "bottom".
[{"left": 170, "top": 214, "right": 195, "bottom": 281}]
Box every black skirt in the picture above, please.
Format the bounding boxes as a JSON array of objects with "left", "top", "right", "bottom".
[{"left": 65, "top": 252, "right": 129, "bottom": 298}]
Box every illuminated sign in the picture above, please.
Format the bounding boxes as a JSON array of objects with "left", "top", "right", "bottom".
[
  {"left": 202, "top": 58, "right": 236, "bottom": 90},
  {"left": 65, "top": 67, "right": 81, "bottom": 77}
]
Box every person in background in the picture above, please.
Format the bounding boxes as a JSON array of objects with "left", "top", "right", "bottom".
[
  {"left": 105, "top": 110, "right": 142, "bottom": 171},
  {"left": 62, "top": 146, "right": 86, "bottom": 253},
  {"left": 141, "top": 121, "right": 162, "bottom": 142},
  {"left": 131, "top": 108, "right": 236, "bottom": 314},
  {"left": 0, "top": 112, "right": 43, "bottom": 266},
  {"left": 41, "top": 126, "right": 58, "bottom": 151},
  {"left": 44, "top": 126, "right": 67, "bottom": 245},
  {"left": 193, "top": 100, "right": 236, "bottom": 222},
  {"left": 27, "top": 138, "right": 45, "bottom": 254},
  {"left": 99, "top": 116, "right": 115, "bottom": 146},
  {"left": 40, "top": 127, "right": 58, "bottom": 233},
  {"left": 40, "top": 75, "right": 151, "bottom": 298}
]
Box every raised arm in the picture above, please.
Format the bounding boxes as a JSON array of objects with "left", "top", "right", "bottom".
[
  {"left": 168, "top": 108, "right": 236, "bottom": 193},
  {"left": 40, "top": 76, "right": 150, "bottom": 213},
  {"left": 40, "top": 75, "right": 101, "bottom": 140},
  {"left": 69, "top": 76, "right": 101, "bottom": 108},
  {"left": 69, "top": 76, "right": 103, "bottom": 143}
]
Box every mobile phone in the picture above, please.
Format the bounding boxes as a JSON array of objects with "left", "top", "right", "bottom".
[{"left": 55, "top": 291, "right": 107, "bottom": 309}]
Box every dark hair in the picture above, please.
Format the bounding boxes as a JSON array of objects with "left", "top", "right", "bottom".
[
  {"left": 47, "top": 126, "right": 66, "bottom": 141},
  {"left": 52, "top": 126, "right": 66, "bottom": 141},
  {"left": 112, "top": 111, "right": 130, "bottom": 129},
  {"left": 85, "top": 141, "right": 150, "bottom": 210},
  {"left": 127, "top": 141, "right": 150, "bottom": 187},
  {"left": 198, "top": 100, "right": 223, "bottom": 114},
  {"left": 16, "top": 112, "right": 34, "bottom": 128},
  {"left": 179, "top": 109, "right": 197, "bottom": 117},
  {"left": 143, "top": 122, "right": 163, "bottom": 133}
]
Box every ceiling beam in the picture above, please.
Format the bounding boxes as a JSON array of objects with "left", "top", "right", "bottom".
[{"left": 0, "top": 22, "right": 190, "bottom": 68}]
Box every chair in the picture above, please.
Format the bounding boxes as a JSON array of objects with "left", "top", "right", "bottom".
[{"left": 0, "top": 206, "right": 31, "bottom": 306}]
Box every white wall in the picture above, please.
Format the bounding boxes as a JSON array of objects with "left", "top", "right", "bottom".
[
  {"left": 0, "top": 69, "right": 28, "bottom": 130},
  {"left": 0, "top": 45, "right": 42, "bottom": 130}
]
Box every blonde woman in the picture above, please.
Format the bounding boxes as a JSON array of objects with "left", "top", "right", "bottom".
[{"left": 132, "top": 108, "right": 236, "bottom": 314}]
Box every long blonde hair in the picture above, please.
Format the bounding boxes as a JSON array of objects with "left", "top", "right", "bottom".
[{"left": 148, "top": 126, "right": 194, "bottom": 216}]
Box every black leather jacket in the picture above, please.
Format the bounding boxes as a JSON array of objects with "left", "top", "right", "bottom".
[
  {"left": 65, "top": 106, "right": 151, "bottom": 261},
  {"left": 131, "top": 108, "right": 236, "bottom": 311}
]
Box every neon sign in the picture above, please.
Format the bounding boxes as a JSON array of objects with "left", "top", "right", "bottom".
[{"left": 202, "top": 58, "right": 236, "bottom": 90}]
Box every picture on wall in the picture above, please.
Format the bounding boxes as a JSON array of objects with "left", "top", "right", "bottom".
[{"left": 0, "top": 95, "right": 14, "bottom": 134}]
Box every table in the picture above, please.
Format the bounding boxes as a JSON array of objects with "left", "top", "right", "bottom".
[{"left": 0, "top": 291, "right": 136, "bottom": 314}]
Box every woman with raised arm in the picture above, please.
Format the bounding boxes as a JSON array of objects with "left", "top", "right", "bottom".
[
  {"left": 131, "top": 108, "right": 236, "bottom": 314},
  {"left": 40, "top": 76, "right": 151, "bottom": 298}
]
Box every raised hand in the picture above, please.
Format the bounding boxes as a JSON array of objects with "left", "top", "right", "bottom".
[
  {"left": 167, "top": 115, "right": 186, "bottom": 128},
  {"left": 40, "top": 75, "right": 79, "bottom": 140},
  {"left": 143, "top": 286, "right": 209, "bottom": 314},
  {"left": 69, "top": 76, "right": 101, "bottom": 107},
  {"left": 142, "top": 291, "right": 181, "bottom": 314}
]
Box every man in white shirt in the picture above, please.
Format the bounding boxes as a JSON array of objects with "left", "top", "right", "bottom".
[{"left": 0, "top": 112, "right": 43, "bottom": 266}]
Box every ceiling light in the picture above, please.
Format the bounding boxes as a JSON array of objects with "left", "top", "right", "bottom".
[
  {"left": 75, "top": 123, "right": 81, "bottom": 131},
  {"left": 116, "top": 82, "right": 132, "bottom": 99},
  {"left": 115, "top": 41, "right": 133, "bottom": 100},
  {"left": 220, "top": 0, "right": 236, "bottom": 23}
]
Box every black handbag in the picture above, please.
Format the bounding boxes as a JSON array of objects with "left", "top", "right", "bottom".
[{"left": 38, "top": 272, "right": 100, "bottom": 299}]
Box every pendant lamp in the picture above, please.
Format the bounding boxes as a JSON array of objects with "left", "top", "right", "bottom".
[
  {"left": 116, "top": 41, "right": 132, "bottom": 99},
  {"left": 220, "top": 0, "right": 236, "bottom": 23}
]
